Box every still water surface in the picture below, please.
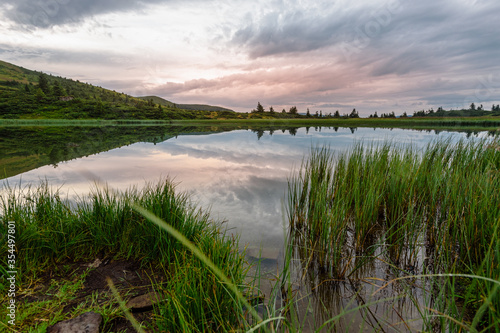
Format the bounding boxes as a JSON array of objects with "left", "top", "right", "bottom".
[
  {"left": 0, "top": 125, "right": 490, "bottom": 331},
  {"left": 1, "top": 127, "right": 485, "bottom": 255}
]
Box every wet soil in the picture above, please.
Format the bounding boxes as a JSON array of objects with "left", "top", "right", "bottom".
[{"left": 19, "top": 258, "right": 167, "bottom": 332}]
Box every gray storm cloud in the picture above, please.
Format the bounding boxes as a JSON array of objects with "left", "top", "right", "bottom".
[
  {"left": 0, "top": 0, "right": 498, "bottom": 114},
  {"left": 1, "top": 0, "right": 193, "bottom": 28}
]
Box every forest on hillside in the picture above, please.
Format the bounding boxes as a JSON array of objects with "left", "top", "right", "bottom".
[{"left": 0, "top": 72, "right": 240, "bottom": 120}]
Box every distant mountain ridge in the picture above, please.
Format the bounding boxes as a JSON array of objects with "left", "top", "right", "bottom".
[{"left": 137, "top": 96, "right": 234, "bottom": 113}]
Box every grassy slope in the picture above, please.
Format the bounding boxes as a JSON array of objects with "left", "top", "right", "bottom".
[
  {"left": 0, "top": 60, "right": 137, "bottom": 102},
  {"left": 0, "top": 60, "right": 39, "bottom": 83},
  {"left": 0, "top": 60, "right": 238, "bottom": 120}
]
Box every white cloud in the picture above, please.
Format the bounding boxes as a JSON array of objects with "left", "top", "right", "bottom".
[{"left": 0, "top": 0, "right": 499, "bottom": 115}]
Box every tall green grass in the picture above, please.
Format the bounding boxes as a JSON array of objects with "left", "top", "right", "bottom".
[
  {"left": 287, "top": 139, "right": 500, "bottom": 331},
  {"left": 0, "top": 180, "right": 250, "bottom": 332}
]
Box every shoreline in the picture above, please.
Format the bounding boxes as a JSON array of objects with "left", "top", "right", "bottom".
[{"left": 1, "top": 117, "right": 500, "bottom": 132}]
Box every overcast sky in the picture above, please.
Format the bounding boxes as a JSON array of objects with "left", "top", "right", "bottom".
[{"left": 1, "top": 0, "right": 499, "bottom": 115}]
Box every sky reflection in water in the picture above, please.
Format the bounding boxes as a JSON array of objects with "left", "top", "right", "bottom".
[
  {"left": 1, "top": 125, "right": 492, "bottom": 331},
  {"left": 1, "top": 127, "right": 485, "bottom": 259}
]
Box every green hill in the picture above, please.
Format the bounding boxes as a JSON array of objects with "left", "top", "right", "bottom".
[
  {"left": 0, "top": 60, "right": 40, "bottom": 84},
  {"left": 177, "top": 104, "right": 234, "bottom": 113},
  {"left": 0, "top": 60, "right": 133, "bottom": 102},
  {"left": 0, "top": 60, "right": 239, "bottom": 120},
  {"left": 138, "top": 96, "right": 235, "bottom": 113},
  {"left": 137, "top": 96, "right": 175, "bottom": 107}
]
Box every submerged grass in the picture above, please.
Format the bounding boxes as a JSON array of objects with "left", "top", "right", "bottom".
[{"left": 287, "top": 138, "right": 500, "bottom": 331}]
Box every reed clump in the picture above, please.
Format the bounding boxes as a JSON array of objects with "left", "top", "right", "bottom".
[
  {"left": 0, "top": 180, "right": 247, "bottom": 332},
  {"left": 287, "top": 139, "right": 500, "bottom": 330}
]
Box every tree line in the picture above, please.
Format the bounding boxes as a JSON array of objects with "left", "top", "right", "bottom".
[
  {"left": 411, "top": 103, "right": 500, "bottom": 118},
  {"left": 251, "top": 101, "right": 500, "bottom": 120},
  {"left": 251, "top": 102, "right": 360, "bottom": 118}
]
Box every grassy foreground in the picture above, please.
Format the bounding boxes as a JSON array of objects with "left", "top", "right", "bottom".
[
  {"left": 2, "top": 138, "right": 500, "bottom": 332},
  {"left": 0, "top": 180, "right": 251, "bottom": 332},
  {"left": 287, "top": 139, "right": 500, "bottom": 331}
]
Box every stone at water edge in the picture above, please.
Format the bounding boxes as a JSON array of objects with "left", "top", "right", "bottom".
[
  {"left": 87, "top": 258, "right": 102, "bottom": 268},
  {"left": 47, "top": 311, "right": 102, "bottom": 333},
  {"left": 126, "top": 291, "right": 162, "bottom": 312}
]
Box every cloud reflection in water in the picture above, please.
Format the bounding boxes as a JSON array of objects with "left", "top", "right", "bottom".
[{"left": 0, "top": 127, "right": 482, "bottom": 258}]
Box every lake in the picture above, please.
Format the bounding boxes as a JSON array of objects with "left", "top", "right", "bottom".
[{"left": 0, "top": 124, "right": 493, "bottom": 331}]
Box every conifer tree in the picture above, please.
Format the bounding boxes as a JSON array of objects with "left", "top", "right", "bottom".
[
  {"left": 38, "top": 74, "right": 50, "bottom": 95},
  {"left": 349, "top": 108, "right": 359, "bottom": 118},
  {"left": 35, "top": 88, "right": 46, "bottom": 102},
  {"left": 52, "top": 81, "right": 66, "bottom": 97},
  {"left": 257, "top": 102, "right": 265, "bottom": 113}
]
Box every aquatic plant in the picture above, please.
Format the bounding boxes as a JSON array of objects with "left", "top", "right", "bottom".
[{"left": 287, "top": 139, "right": 500, "bottom": 331}]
